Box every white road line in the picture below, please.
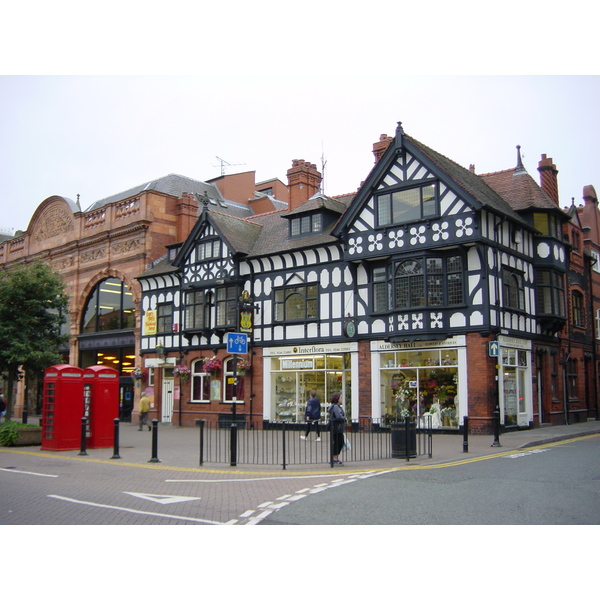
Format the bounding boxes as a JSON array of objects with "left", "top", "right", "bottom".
[
  {"left": 123, "top": 492, "right": 202, "bottom": 505},
  {"left": 47, "top": 495, "right": 223, "bottom": 525},
  {"left": 165, "top": 471, "right": 378, "bottom": 483},
  {"left": 0, "top": 467, "right": 58, "bottom": 478}
]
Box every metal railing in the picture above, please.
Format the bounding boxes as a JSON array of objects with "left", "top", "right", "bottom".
[{"left": 196, "top": 416, "right": 433, "bottom": 468}]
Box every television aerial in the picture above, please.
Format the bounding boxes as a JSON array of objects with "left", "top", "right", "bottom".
[{"left": 213, "top": 156, "right": 246, "bottom": 176}]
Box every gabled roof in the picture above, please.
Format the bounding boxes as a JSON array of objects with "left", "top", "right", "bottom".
[
  {"left": 209, "top": 210, "right": 263, "bottom": 255},
  {"left": 334, "top": 125, "right": 532, "bottom": 236},
  {"left": 285, "top": 193, "right": 347, "bottom": 217}
]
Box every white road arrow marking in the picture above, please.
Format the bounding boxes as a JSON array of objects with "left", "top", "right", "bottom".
[{"left": 123, "top": 491, "right": 201, "bottom": 505}]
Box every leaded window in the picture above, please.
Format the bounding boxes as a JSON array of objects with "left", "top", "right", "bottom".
[
  {"left": 503, "top": 269, "right": 525, "bottom": 311},
  {"left": 274, "top": 284, "right": 318, "bottom": 322},
  {"left": 373, "top": 254, "right": 464, "bottom": 312},
  {"left": 536, "top": 270, "right": 565, "bottom": 317}
]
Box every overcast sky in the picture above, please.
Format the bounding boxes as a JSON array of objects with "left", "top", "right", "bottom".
[{"left": 2, "top": 3, "right": 598, "bottom": 238}]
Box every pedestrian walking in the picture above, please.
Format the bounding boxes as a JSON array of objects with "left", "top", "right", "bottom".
[
  {"left": 300, "top": 390, "right": 321, "bottom": 441},
  {"left": 327, "top": 392, "right": 346, "bottom": 465},
  {"left": 138, "top": 392, "right": 151, "bottom": 431}
]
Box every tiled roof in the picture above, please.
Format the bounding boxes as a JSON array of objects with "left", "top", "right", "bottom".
[
  {"left": 209, "top": 211, "right": 262, "bottom": 255},
  {"left": 83, "top": 173, "right": 253, "bottom": 220},
  {"left": 406, "top": 136, "right": 531, "bottom": 226},
  {"left": 480, "top": 168, "right": 559, "bottom": 212},
  {"left": 286, "top": 193, "right": 347, "bottom": 217}
]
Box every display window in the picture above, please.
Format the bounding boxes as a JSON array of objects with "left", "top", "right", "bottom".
[
  {"left": 380, "top": 348, "right": 459, "bottom": 428},
  {"left": 270, "top": 353, "right": 351, "bottom": 422}
]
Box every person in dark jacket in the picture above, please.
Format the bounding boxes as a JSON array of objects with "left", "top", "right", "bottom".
[
  {"left": 301, "top": 390, "right": 321, "bottom": 441},
  {"left": 327, "top": 392, "right": 346, "bottom": 465}
]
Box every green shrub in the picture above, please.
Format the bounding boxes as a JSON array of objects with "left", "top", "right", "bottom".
[{"left": 0, "top": 421, "right": 40, "bottom": 446}]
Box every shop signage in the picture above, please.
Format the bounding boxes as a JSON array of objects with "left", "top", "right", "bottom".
[
  {"left": 144, "top": 310, "right": 157, "bottom": 335},
  {"left": 281, "top": 359, "right": 315, "bottom": 370},
  {"left": 373, "top": 336, "right": 465, "bottom": 352},
  {"left": 264, "top": 342, "right": 355, "bottom": 357}
]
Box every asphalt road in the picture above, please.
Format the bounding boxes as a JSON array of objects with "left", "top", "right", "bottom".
[{"left": 260, "top": 436, "right": 600, "bottom": 525}]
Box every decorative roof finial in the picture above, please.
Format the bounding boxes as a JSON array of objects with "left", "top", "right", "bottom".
[{"left": 516, "top": 145, "right": 525, "bottom": 171}]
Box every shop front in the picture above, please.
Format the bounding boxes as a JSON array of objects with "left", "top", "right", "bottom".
[
  {"left": 263, "top": 342, "right": 358, "bottom": 423},
  {"left": 372, "top": 337, "right": 467, "bottom": 429},
  {"left": 497, "top": 335, "right": 532, "bottom": 428}
]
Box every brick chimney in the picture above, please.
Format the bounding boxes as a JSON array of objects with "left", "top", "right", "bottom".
[
  {"left": 286, "top": 159, "right": 322, "bottom": 210},
  {"left": 373, "top": 134, "right": 394, "bottom": 163},
  {"left": 538, "top": 154, "right": 559, "bottom": 205},
  {"left": 177, "top": 192, "right": 199, "bottom": 242}
]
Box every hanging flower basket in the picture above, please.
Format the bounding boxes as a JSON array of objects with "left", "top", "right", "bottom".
[
  {"left": 203, "top": 357, "right": 222, "bottom": 375},
  {"left": 236, "top": 358, "right": 251, "bottom": 376},
  {"left": 174, "top": 364, "right": 191, "bottom": 383},
  {"left": 131, "top": 367, "right": 148, "bottom": 382}
]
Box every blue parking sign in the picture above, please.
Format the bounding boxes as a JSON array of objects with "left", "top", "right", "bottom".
[{"left": 227, "top": 332, "right": 248, "bottom": 354}]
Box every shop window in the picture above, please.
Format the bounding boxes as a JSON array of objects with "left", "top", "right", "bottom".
[
  {"left": 373, "top": 254, "right": 464, "bottom": 312},
  {"left": 379, "top": 348, "right": 459, "bottom": 428},
  {"left": 274, "top": 284, "right": 318, "bottom": 322},
  {"left": 502, "top": 269, "right": 525, "bottom": 311},
  {"left": 572, "top": 291, "right": 584, "bottom": 327},
  {"left": 377, "top": 183, "right": 438, "bottom": 226},
  {"left": 81, "top": 277, "right": 136, "bottom": 333},
  {"left": 536, "top": 269, "right": 565, "bottom": 317},
  {"left": 191, "top": 360, "right": 211, "bottom": 402}
]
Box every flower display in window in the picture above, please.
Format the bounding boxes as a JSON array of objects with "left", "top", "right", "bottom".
[
  {"left": 203, "top": 357, "right": 222, "bottom": 374},
  {"left": 174, "top": 364, "right": 191, "bottom": 383}
]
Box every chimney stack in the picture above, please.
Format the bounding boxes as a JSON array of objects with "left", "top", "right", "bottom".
[
  {"left": 286, "top": 159, "right": 322, "bottom": 210},
  {"left": 373, "top": 134, "right": 394, "bottom": 163},
  {"left": 538, "top": 154, "right": 559, "bottom": 205}
]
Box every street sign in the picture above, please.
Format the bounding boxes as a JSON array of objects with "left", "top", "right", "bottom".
[
  {"left": 489, "top": 341, "right": 500, "bottom": 357},
  {"left": 226, "top": 332, "right": 248, "bottom": 354}
]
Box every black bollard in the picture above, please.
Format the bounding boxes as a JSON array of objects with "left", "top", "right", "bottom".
[
  {"left": 463, "top": 416, "right": 469, "bottom": 453},
  {"left": 230, "top": 423, "right": 237, "bottom": 467},
  {"left": 22, "top": 409, "right": 28, "bottom": 424},
  {"left": 491, "top": 408, "right": 502, "bottom": 447},
  {"left": 78, "top": 417, "right": 88, "bottom": 456},
  {"left": 405, "top": 416, "right": 411, "bottom": 463},
  {"left": 111, "top": 418, "right": 121, "bottom": 459},
  {"left": 281, "top": 421, "right": 287, "bottom": 470},
  {"left": 198, "top": 419, "right": 205, "bottom": 466},
  {"left": 149, "top": 419, "right": 160, "bottom": 462}
]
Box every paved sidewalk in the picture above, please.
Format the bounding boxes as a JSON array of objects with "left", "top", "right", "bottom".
[{"left": 12, "top": 418, "right": 600, "bottom": 473}]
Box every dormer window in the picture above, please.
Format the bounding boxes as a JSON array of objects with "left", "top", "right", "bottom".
[
  {"left": 377, "top": 183, "right": 438, "bottom": 227},
  {"left": 290, "top": 213, "right": 322, "bottom": 237}
]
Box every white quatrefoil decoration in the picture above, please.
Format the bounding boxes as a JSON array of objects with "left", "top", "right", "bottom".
[
  {"left": 455, "top": 217, "right": 474, "bottom": 238},
  {"left": 432, "top": 222, "right": 449, "bottom": 242},
  {"left": 388, "top": 229, "right": 405, "bottom": 249},
  {"left": 348, "top": 236, "right": 363, "bottom": 255},
  {"left": 409, "top": 225, "right": 427, "bottom": 245},
  {"left": 368, "top": 233, "right": 383, "bottom": 252},
  {"left": 398, "top": 314, "right": 409, "bottom": 330}
]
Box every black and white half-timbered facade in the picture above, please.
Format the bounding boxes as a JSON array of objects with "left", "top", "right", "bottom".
[{"left": 138, "top": 122, "right": 571, "bottom": 433}]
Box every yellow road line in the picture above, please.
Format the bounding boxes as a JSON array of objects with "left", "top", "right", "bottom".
[{"left": 2, "top": 434, "right": 598, "bottom": 477}]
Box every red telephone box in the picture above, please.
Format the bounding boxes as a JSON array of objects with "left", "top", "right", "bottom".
[
  {"left": 83, "top": 365, "right": 120, "bottom": 449},
  {"left": 41, "top": 365, "right": 85, "bottom": 451}
]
